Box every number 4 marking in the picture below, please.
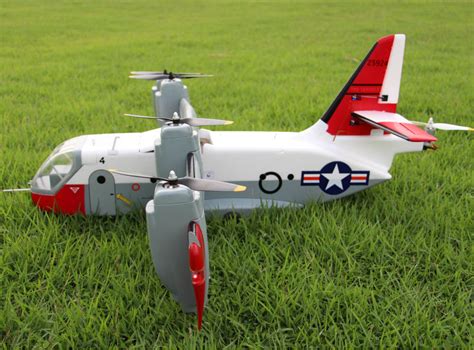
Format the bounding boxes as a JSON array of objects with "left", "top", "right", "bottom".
[{"left": 99, "top": 157, "right": 105, "bottom": 164}]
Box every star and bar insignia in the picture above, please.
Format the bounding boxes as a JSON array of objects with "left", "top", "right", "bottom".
[{"left": 301, "top": 161, "right": 369, "bottom": 195}]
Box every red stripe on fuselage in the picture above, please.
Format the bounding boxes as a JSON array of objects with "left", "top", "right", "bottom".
[{"left": 31, "top": 184, "right": 85, "bottom": 215}]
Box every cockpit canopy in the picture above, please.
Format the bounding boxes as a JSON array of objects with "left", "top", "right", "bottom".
[{"left": 31, "top": 136, "right": 85, "bottom": 194}]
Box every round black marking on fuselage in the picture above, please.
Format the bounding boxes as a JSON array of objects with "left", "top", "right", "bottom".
[{"left": 258, "top": 172, "right": 282, "bottom": 194}]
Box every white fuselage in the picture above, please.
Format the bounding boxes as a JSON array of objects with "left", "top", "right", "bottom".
[{"left": 63, "top": 120, "right": 423, "bottom": 213}]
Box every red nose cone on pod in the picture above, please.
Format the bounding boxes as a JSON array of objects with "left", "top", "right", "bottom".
[
  {"left": 188, "top": 222, "right": 206, "bottom": 330},
  {"left": 191, "top": 271, "right": 205, "bottom": 330},
  {"left": 189, "top": 243, "right": 204, "bottom": 271}
]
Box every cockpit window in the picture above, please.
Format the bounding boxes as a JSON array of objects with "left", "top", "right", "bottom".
[{"left": 31, "top": 137, "right": 84, "bottom": 194}]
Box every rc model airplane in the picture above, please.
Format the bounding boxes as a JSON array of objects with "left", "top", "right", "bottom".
[{"left": 3, "top": 34, "right": 472, "bottom": 330}]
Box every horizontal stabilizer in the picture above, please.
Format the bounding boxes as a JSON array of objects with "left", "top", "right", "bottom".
[{"left": 352, "top": 110, "right": 437, "bottom": 142}]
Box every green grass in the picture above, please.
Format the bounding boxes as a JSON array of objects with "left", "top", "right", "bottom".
[{"left": 1, "top": 0, "right": 473, "bottom": 348}]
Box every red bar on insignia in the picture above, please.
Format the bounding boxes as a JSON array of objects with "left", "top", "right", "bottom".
[
  {"left": 350, "top": 174, "right": 367, "bottom": 183},
  {"left": 303, "top": 174, "right": 320, "bottom": 184}
]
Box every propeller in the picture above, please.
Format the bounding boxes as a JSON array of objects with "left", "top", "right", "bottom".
[
  {"left": 411, "top": 118, "right": 473, "bottom": 131},
  {"left": 108, "top": 169, "right": 246, "bottom": 193},
  {"left": 124, "top": 112, "right": 233, "bottom": 127},
  {"left": 129, "top": 70, "right": 212, "bottom": 81}
]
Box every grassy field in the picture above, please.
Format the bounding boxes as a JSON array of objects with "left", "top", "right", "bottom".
[{"left": 1, "top": 0, "right": 473, "bottom": 348}]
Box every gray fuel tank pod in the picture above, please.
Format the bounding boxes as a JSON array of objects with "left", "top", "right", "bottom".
[{"left": 145, "top": 184, "right": 209, "bottom": 313}]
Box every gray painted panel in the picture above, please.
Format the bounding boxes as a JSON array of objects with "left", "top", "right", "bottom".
[
  {"left": 204, "top": 179, "right": 387, "bottom": 204},
  {"left": 89, "top": 170, "right": 116, "bottom": 215},
  {"left": 104, "top": 179, "right": 386, "bottom": 216},
  {"left": 113, "top": 182, "right": 156, "bottom": 215},
  {"left": 204, "top": 198, "right": 303, "bottom": 216}
]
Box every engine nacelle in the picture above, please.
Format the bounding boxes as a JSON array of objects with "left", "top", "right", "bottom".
[
  {"left": 152, "top": 79, "right": 190, "bottom": 125},
  {"left": 145, "top": 184, "right": 209, "bottom": 313}
]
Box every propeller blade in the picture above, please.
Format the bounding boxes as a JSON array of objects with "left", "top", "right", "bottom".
[
  {"left": 179, "top": 177, "right": 246, "bottom": 192},
  {"left": 181, "top": 117, "right": 233, "bottom": 127},
  {"left": 2, "top": 188, "right": 31, "bottom": 192},
  {"left": 108, "top": 169, "right": 167, "bottom": 181},
  {"left": 176, "top": 74, "right": 213, "bottom": 79},
  {"left": 129, "top": 74, "right": 168, "bottom": 80},
  {"left": 130, "top": 71, "right": 168, "bottom": 75},
  {"left": 432, "top": 123, "right": 472, "bottom": 131},
  {"left": 124, "top": 113, "right": 162, "bottom": 120},
  {"left": 411, "top": 121, "right": 473, "bottom": 131}
]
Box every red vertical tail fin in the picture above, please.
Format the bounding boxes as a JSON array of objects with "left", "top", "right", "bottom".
[{"left": 322, "top": 34, "right": 406, "bottom": 136}]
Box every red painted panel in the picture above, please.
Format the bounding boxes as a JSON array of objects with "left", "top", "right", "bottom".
[
  {"left": 353, "top": 35, "right": 394, "bottom": 85},
  {"left": 380, "top": 122, "right": 437, "bottom": 142},
  {"left": 31, "top": 184, "right": 85, "bottom": 215}
]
